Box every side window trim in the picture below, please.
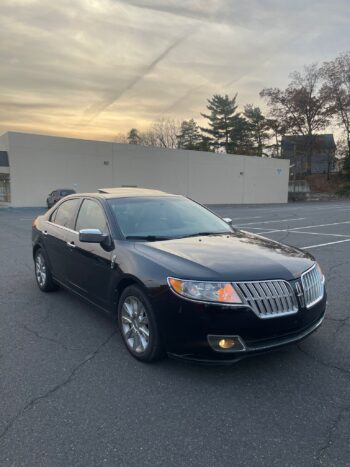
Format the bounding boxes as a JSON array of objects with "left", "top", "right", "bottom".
[
  {"left": 50, "top": 208, "right": 58, "bottom": 223},
  {"left": 74, "top": 199, "right": 85, "bottom": 232},
  {"left": 49, "top": 197, "right": 82, "bottom": 231},
  {"left": 74, "top": 197, "right": 111, "bottom": 236},
  {"left": 71, "top": 197, "right": 83, "bottom": 232}
]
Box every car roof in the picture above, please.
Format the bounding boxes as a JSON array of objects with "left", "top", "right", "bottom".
[
  {"left": 53, "top": 188, "right": 75, "bottom": 192},
  {"left": 70, "top": 187, "right": 179, "bottom": 200},
  {"left": 98, "top": 187, "right": 171, "bottom": 196}
]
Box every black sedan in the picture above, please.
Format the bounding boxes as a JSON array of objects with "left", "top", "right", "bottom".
[
  {"left": 32, "top": 188, "right": 326, "bottom": 363},
  {"left": 46, "top": 188, "right": 76, "bottom": 209}
]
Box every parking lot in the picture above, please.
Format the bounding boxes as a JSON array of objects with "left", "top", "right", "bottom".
[{"left": 1, "top": 201, "right": 350, "bottom": 467}]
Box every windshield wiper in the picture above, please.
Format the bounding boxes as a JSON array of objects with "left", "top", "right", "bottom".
[{"left": 125, "top": 235, "right": 171, "bottom": 241}]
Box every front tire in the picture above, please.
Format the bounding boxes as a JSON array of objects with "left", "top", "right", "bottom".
[
  {"left": 118, "top": 285, "right": 165, "bottom": 362},
  {"left": 34, "top": 248, "right": 58, "bottom": 292}
]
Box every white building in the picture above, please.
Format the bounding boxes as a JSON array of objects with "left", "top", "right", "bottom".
[{"left": 0, "top": 131, "right": 289, "bottom": 207}]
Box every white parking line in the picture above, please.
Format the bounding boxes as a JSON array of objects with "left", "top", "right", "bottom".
[
  {"left": 301, "top": 238, "right": 350, "bottom": 249},
  {"left": 313, "top": 205, "right": 350, "bottom": 210},
  {"left": 259, "top": 220, "right": 350, "bottom": 235},
  {"left": 242, "top": 226, "right": 280, "bottom": 230},
  {"left": 282, "top": 231, "right": 350, "bottom": 238},
  {"left": 235, "top": 217, "right": 305, "bottom": 226},
  {"left": 231, "top": 216, "right": 262, "bottom": 221}
]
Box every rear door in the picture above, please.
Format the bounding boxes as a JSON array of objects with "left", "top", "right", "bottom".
[
  {"left": 43, "top": 198, "right": 81, "bottom": 283},
  {"left": 66, "top": 198, "right": 114, "bottom": 309}
]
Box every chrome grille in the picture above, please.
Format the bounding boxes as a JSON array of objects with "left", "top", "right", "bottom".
[
  {"left": 235, "top": 280, "right": 298, "bottom": 319},
  {"left": 301, "top": 265, "right": 324, "bottom": 308}
]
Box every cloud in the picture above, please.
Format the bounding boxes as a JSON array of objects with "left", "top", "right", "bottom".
[
  {"left": 0, "top": 0, "right": 349, "bottom": 140},
  {"left": 83, "top": 28, "right": 198, "bottom": 122}
]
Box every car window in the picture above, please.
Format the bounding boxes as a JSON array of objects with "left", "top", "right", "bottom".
[
  {"left": 53, "top": 198, "right": 80, "bottom": 229},
  {"left": 60, "top": 189, "right": 75, "bottom": 196},
  {"left": 76, "top": 199, "right": 108, "bottom": 234},
  {"left": 50, "top": 209, "right": 57, "bottom": 222}
]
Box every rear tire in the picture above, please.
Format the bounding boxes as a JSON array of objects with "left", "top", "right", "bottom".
[
  {"left": 118, "top": 285, "right": 165, "bottom": 362},
  {"left": 34, "top": 248, "right": 58, "bottom": 292}
]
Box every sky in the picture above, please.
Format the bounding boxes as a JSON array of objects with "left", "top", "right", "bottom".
[{"left": 1, "top": 0, "right": 349, "bottom": 141}]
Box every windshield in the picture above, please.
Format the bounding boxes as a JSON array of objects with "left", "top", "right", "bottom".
[{"left": 108, "top": 196, "right": 232, "bottom": 240}]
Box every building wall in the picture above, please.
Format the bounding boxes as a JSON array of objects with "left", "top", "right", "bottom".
[
  {"left": 1, "top": 132, "right": 290, "bottom": 207},
  {"left": 0, "top": 132, "right": 9, "bottom": 153}
]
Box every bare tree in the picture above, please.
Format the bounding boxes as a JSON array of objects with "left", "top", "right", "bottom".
[
  {"left": 114, "top": 133, "right": 128, "bottom": 144},
  {"left": 138, "top": 130, "right": 159, "bottom": 148},
  {"left": 322, "top": 52, "right": 350, "bottom": 158},
  {"left": 265, "top": 118, "right": 288, "bottom": 157},
  {"left": 115, "top": 118, "right": 180, "bottom": 149},
  {"left": 150, "top": 118, "right": 179, "bottom": 149},
  {"left": 261, "top": 64, "right": 333, "bottom": 173}
]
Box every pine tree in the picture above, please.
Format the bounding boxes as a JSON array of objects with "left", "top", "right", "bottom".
[
  {"left": 197, "top": 135, "right": 213, "bottom": 152},
  {"left": 243, "top": 105, "right": 270, "bottom": 156},
  {"left": 201, "top": 94, "right": 241, "bottom": 153},
  {"left": 177, "top": 119, "right": 202, "bottom": 150},
  {"left": 229, "top": 116, "right": 254, "bottom": 155},
  {"left": 127, "top": 128, "right": 141, "bottom": 145}
]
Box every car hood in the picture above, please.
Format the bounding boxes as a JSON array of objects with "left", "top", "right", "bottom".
[{"left": 134, "top": 231, "right": 315, "bottom": 282}]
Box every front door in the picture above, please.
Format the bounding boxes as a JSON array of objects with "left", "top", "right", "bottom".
[{"left": 66, "top": 198, "right": 114, "bottom": 309}]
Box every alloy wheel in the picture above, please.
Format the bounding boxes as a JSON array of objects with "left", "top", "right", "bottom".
[
  {"left": 121, "top": 296, "right": 150, "bottom": 353},
  {"left": 35, "top": 253, "right": 47, "bottom": 287}
]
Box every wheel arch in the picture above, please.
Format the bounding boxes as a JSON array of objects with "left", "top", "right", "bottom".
[
  {"left": 32, "top": 242, "right": 52, "bottom": 270},
  {"left": 32, "top": 243, "right": 42, "bottom": 259},
  {"left": 113, "top": 275, "right": 150, "bottom": 312}
]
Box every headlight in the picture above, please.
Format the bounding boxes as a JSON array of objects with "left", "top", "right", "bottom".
[{"left": 167, "top": 277, "right": 242, "bottom": 304}]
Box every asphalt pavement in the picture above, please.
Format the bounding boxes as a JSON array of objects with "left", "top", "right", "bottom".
[{"left": 1, "top": 201, "right": 350, "bottom": 467}]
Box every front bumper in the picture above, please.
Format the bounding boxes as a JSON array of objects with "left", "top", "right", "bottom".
[
  {"left": 153, "top": 288, "right": 327, "bottom": 363},
  {"left": 168, "top": 313, "right": 325, "bottom": 363}
]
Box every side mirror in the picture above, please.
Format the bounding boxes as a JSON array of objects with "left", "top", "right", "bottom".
[
  {"left": 79, "top": 228, "right": 108, "bottom": 243},
  {"left": 222, "top": 217, "right": 233, "bottom": 225}
]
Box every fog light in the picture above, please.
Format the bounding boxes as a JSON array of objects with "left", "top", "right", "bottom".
[
  {"left": 218, "top": 338, "right": 235, "bottom": 349},
  {"left": 207, "top": 335, "right": 245, "bottom": 352}
]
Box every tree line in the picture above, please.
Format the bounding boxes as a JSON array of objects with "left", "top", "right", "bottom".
[{"left": 116, "top": 51, "right": 350, "bottom": 161}]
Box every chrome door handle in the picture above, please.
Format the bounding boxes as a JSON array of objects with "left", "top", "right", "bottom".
[
  {"left": 42, "top": 230, "right": 48, "bottom": 236},
  {"left": 67, "top": 241, "right": 76, "bottom": 249}
]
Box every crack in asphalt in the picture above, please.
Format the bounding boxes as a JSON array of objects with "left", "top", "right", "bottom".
[
  {"left": 0, "top": 331, "right": 116, "bottom": 444},
  {"left": 22, "top": 324, "right": 85, "bottom": 352},
  {"left": 297, "top": 344, "right": 350, "bottom": 377},
  {"left": 323, "top": 316, "right": 350, "bottom": 342},
  {"left": 325, "top": 316, "right": 350, "bottom": 325},
  {"left": 325, "top": 259, "right": 350, "bottom": 284},
  {"left": 314, "top": 406, "right": 350, "bottom": 466},
  {"left": 297, "top": 343, "right": 350, "bottom": 466},
  {"left": 334, "top": 317, "right": 350, "bottom": 336}
]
